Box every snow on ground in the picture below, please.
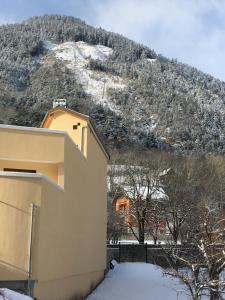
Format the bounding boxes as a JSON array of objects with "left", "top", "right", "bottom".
[
  {"left": 109, "top": 239, "right": 181, "bottom": 245},
  {"left": 117, "top": 240, "right": 167, "bottom": 245},
  {"left": 0, "top": 289, "right": 32, "bottom": 300},
  {"left": 42, "top": 40, "right": 57, "bottom": 51},
  {"left": 43, "top": 41, "right": 126, "bottom": 113},
  {"left": 86, "top": 262, "right": 189, "bottom": 300}
]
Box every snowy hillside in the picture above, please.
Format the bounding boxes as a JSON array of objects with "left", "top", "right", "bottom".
[
  {"left": 43, "top": 41, "right": 126, "bottom": 112},
  {"left": 1, "top": 15, "right": 225, "bottom": 153}
]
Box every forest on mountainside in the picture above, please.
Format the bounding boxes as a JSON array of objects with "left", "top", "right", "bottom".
[{"left": 0, "top": 15, "right": 225, "bottom": 154}]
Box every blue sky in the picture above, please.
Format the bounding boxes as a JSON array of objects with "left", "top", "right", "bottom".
[{"left": 1, "top": 0, "right": 225, "bottom": 81}]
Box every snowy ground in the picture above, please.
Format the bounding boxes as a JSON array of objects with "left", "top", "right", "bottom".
[
  {"left": 118, "top": 239, "right": 168, "bottom": 245},
  {"left": 110, "top": 239, "right": 181, "bottom": 245},
  {"left": 0, "top": 289, "right": 32, "bottom": 300},
  {"left": 86, "top": 262, "right": 189, "bottom": 300}
]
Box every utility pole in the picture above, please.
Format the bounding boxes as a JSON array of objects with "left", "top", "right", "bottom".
[{"left": 102, "top": 79, "right": 107, "bottom": 99}]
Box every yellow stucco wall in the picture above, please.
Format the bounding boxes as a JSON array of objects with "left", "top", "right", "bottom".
[
  {"left": 0, "top": 128, "right": 65, "bottom": 163},
  {"left": 0, "top": 127, "right": 66, "bottom": 187},
  {"left": 33, "top": 136, "right": 107, "bottom": 299},
  {"left": 44, "top": 110, "right": 88, "bottom": 156},
  {"left": 0, "top": 111, "right": 108, "bottom": 300},
  {"left": 0, "top": 176, "right": 42, "bottom": 280},
  {"left": 34, "top": 270, "right": 104, "bottom": 300},
  {"left": 0, "top": 160, "right": 59, "bottom": 184}
]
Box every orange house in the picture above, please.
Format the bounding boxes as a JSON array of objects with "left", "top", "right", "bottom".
[{"left": 115, "top": 195, "right": 166, "bottom": 235}]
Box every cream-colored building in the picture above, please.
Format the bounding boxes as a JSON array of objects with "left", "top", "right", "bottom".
[{"left": 0, "top": 107, "right": 109, "bottom": 300}]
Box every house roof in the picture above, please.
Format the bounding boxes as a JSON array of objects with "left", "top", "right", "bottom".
[
  {"left": 108, "top": 164, "right": 168, "bottom": 201},
  {"left": 41, "top": 106, "right": 110, "bottom": 160}
]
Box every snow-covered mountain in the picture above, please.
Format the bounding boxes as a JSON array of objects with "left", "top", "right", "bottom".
[{"left": 0, "top": 15, "right": 225, "bottom": 154}]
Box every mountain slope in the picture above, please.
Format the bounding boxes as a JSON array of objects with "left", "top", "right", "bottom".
[
  {"left": 43, "top": 40, "right": 126, "bottom": 112},
  {"left": 0, "top": 15, "right": 225, "bottom": 154}
]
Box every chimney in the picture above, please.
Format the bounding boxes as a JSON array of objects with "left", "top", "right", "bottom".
[{"left": 53, "top": 99, "right": 67, "bottom": 108}]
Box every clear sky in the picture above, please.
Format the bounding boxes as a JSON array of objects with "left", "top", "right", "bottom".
[{"left": 1, "top": 0, "right": 225, "bottom": 81}]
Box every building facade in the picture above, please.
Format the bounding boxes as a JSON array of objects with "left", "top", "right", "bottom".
[{"left": 0, "top": 107, "right": 108, "bottom": 299}]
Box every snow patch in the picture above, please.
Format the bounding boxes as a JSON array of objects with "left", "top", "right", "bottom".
[
  {"left": 42, "top": 40, "right": 57, "bottom": 51},
  {"left": 43, "top": 41, "right": 126, "bottom": 113},
  {"left": 110, "top": 260, "right": 118, "bottom": 268},
  {"left": 123, "top": 184, "right": 167, "bottom": 200},
  {"left": 147, "top": 58, "right": 157, "bottom": 63},
  {"left": 165, "top": 127, "right": 171, "bottom": 134},
  {"left": 45, "top": 41, "right": 113, "bottom": 62},
  {"left": 117, "top": 240, "right": 168, "bottom": 245},
  {"left": 108, "top": 164, "right": 167, "bottom": 201},
  {"left": 0, "top": 289, "right": 32, "bottom": 300}
]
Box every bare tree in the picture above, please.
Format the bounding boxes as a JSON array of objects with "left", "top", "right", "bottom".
[
  {"left": 166, "top": 204, "right": 225, "bottom": 300},
  {"left": 161, "top": 155, "right": 220, "bottom": 245},
  {"left": 108, "top": 151, "right": 167, "bottom": 244},
  {"left": 147, "top": 199, "right": 165, "bottom": 245},
  {"left": 161, "top": 156, "right": 194, "bottom": 244},
  {"left": 107, "top": 208, "right": 125, "bottom": 244},
  {"left": 165, "top": 155, "right": 225, "bottom": 300}
]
